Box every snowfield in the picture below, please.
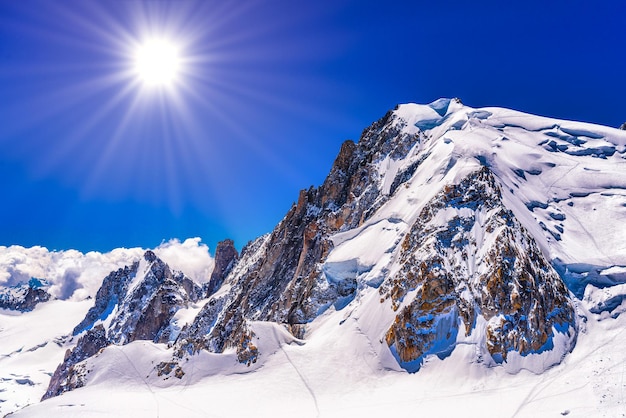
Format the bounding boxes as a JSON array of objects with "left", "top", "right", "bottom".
[
  {"left": 2, "top": 99, "right": 626, "bottom": 417},
  {"left": 4, "top": 299, "right": 626, "bottom": 417},
  {"left": 0, "top": 300, "right": 92, "bottom": 415}
]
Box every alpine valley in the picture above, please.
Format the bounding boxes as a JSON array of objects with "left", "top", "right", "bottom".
[{"left": 2, "top": 99, "right": 626, "bottom": 417}]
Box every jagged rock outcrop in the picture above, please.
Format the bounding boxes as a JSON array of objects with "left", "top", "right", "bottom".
[
  {"left": 620, "top": 122, "right": 626, "bottom": 130},
  {"left": 73, "top": 264, "right": 139, "bottom": 335},
  {"left": 0, "top": 278, "right": 51, "bottom": 312},
  {"left": 42, "top": 325, "right": 107, "bottom": 400},
  {"left": 381, "top": 167, "right": 575, "bottom": 370},
  {"left": 72, "top": 251, "right": 203, "bottom": 340},
  {"left": 204, "top": 239, "right": 238, "bottom": 297},
  {"left": 105, "top": 250, "right": 201, "bottom": 345}
]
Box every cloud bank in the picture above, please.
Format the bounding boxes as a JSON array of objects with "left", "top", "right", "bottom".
[{"left": 0, "top": 238, "right": 214, "bottom": 301}]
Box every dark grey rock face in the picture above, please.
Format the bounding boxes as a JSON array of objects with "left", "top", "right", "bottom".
[
  {"left": 44, "top": 250, "right": 203, "bottom": 399},
  {"left": 204, "top": 239, "right": 238, "bottom": 297},
  {"left": 0, "top": 278, "right": 51, "bottom": 312},
  {"left": 72, "top": 263, "right": 139, "bottom": 335},
  {"left": 70, "top": 250, "right": 202, "bottom": 346},
  {"left": 42, "top": 325, "right": 107, "bottom": 400}
]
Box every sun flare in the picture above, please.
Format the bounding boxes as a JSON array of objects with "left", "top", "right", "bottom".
[{"left": 133, "top": 39, "right": 181, "bottom": 87}]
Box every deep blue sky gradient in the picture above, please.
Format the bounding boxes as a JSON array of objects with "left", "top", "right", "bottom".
[{"left": 1, "top": 0, "right": 624, "bottom": 253}]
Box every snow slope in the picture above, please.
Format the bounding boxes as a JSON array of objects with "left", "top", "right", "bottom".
[
  {"left": 0, "top": 300, "right": 92, "bottom": 414},
  {"left": 7, "top": 300, "right": 626, "bottom": 418}
]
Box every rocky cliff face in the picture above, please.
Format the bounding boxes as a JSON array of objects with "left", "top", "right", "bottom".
[
  {"left": 381, "top": 167, "right": 575, "bottom": 371},
  {"left": 43, "top": 250, "right": 202, "bottom": 399},
  {"left": 204, "top": 239, "right": 238, "bottom": 297},
  {"left": 0, "top": 278, "right": 51, "bottom": 312},
  {"left": 42, "top": 325, "right": 107, "bottom": 400},
  {"left": 105, "top": 250, "right": 202, "bottom": 345},
  {"left": 72, "top": 263, "right": 139, "bottom": 335}
]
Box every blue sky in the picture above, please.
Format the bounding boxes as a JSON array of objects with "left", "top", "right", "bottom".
[{"left": 0, "top": 0, "right": 624, "bottom": 253}]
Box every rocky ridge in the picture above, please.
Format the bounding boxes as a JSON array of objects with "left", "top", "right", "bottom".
[
  {"left": 204, "top": 239, "right": 238, "bottom": 297},
  {"left": 0, "top": 278, "right": 51, "bottom": 312},
  {"left": 172, "top": 105, "right": 424, "bottom": 359}
]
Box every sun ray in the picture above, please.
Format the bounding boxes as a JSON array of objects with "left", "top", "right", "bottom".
[{"left": 38, "top": 78, "right": 140, "bottom": 177}]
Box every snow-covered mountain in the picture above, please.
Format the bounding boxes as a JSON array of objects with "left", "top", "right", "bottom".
[
  {"left": 2, "top": 99, "right": 626, "bottom": 417},
  {"left": 0, "top": 278, "right": 51, "bottom": 312}
]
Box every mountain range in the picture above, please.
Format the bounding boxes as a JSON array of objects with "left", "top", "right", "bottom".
[{"left": 2, "top": 98, "right": 626, "bottom": 417}]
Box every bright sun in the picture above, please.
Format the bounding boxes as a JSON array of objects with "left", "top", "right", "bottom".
[{"left": 133, "top": 39, "right": 181, "bottom": 87}]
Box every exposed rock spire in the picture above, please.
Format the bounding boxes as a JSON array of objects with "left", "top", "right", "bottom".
[{"left": 205, "top": 239, "right": 238, "bottom": 297}]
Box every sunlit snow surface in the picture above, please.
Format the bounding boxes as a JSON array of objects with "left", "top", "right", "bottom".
[
  {"left": 4, "top": 301, "right": 626, "bottom": 417},
  {"left": 3, "top": 100, "right": 626, "bottom": 417},
  {"left": 0, "top": 300, "right": 93, "bottom": 414}
]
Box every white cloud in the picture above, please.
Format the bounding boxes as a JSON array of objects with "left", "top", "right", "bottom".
[
  {"left": 0, "top": 245, "right": 144, "bottom": 301},
  {"left": 0, "top": 246, "right": 50, "bottom": 287},
  {"left": 0, "top": 238, "right": 216, "bottom": 301},
  {"left": 154, "top": 237, "right": 214, "bottom": 283}
]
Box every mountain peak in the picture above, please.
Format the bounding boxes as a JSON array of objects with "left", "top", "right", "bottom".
[
  {"left": 143, "top": 249, "right": 157, "bottom": 262},
  {"left": 45, "top": 251, "right": 203, "bottom": 399},
  {"left": 0, "top": 278, "right": 51, "bottom": 312}
]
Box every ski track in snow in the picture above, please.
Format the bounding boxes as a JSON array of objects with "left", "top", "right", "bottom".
[
  {"left": 276, "top": 336, "right": 320, "bottom": 417},
  {"left": 112, "top": 346, "right": 161, "bottom": 417}
]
